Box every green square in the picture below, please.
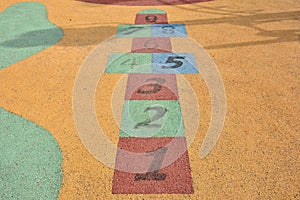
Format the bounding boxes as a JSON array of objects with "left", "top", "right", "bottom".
[
  {"left": 116, "top": 24, "right": 152, "bottom": 38},
  {"left": 120, "top": 100, "right": 185, "bottom": 138},
  {"left": 105, "top": 53, "right": 152, "bottom": 74}
]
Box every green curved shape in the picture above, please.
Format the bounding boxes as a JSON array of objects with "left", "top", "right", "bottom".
[
  {"left": 0, "top": 108, "right": 62, "bottom": 199},
  {"left": 0, "top": 2, "right": 63, "bottom": 70},
  {"left": 138, "top": 9, "right": 166, "bottom": 14}
]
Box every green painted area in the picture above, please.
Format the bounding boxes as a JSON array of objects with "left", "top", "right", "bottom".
[
  {"left": 120, "top": 100, "right": 185, "bottom": 138},
  {"left": 0, "top": 108, "right": 62, "bottom": 199},
  {"left": 138, "top": 9, "right": 166, "bottom": 14},
  {"left": 116, "top": 24, "right": 151, "bottom": 38},
  {"left": 0, "top": 2, "right": 63, "bottom": 70},
  {"left": 105, "top": 53, "right": 152, "bottom": 74}
]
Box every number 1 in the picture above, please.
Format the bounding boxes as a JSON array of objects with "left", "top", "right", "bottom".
[{"left": 135, "top": 146, "right": 168, "bottom": 181}]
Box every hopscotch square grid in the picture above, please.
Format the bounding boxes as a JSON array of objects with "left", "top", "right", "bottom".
[
  {"left": 104, "top": 53, "right": 199, "bottom": 74},
  {"left": 112, "top": 137, "right": 193, "bottom": 194},
  {"left": 119, "top": 100, "right": 185, "bottom": 138},
  {"left": 116, "top": 24, "right": 187, "bottom": 38},
  {"left": 104, "top": 53, "right": 152, "bottom": 74},
  {"left": 125, "top": 74, "right": 179, "bottom": 100},
  {"left": 152, "top": 53, "right": 199, "bottom": 74}
]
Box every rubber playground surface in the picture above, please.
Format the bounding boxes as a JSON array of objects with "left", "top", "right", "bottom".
[{"left": 0, "top": 0, "right": 299, "bottom": 199}]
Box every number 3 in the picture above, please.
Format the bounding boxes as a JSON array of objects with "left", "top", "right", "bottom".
[{"left": 137, "top": 78, "right": 166, "bottom": 94}]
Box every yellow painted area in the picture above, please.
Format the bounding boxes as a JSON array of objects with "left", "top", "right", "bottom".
[{"left": 0, "top": 0, "right": 299, "bottom": 199}]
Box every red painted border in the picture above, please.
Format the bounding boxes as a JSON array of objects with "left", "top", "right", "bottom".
[
  {"left": 77, "top": 0, "right": 212, "bottom": 6},
  {"left": 135, "top": 14, "right": 168, "bottom": 24},
  {"left": 112, "top": 137, "right": 193, "bottom": 194},
  {"left": 125, "top": 74, "right": 179, "bottom": 100},
  {"left": 132, "top": 38, "right": 172, "bottom": 53}
]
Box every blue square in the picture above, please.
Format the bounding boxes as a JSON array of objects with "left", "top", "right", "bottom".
[
  {"left": 152, "top": 24, "right": 187, "bottom": 37},
  {"left": 152, "top": 53, "right": 199, "bottom": 74}
]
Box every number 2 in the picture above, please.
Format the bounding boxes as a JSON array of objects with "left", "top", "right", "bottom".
[{"left": 134, "top": 106, "right": 168, "bottom": 129}]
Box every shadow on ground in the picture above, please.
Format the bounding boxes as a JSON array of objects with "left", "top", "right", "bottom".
[{"left": 1, "top": 9, "right": 299, "bottom": 50}]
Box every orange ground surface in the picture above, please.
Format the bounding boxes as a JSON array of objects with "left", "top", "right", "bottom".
[{"left": 0, "top": 0, "right": 299, "bottom": 199}]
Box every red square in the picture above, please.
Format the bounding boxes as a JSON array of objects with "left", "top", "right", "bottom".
[
  {"left": 112, "top": 137, "right": 194, "bottom": 194},
  {"left": 125, "top": 74, "right": 179, "bottom": 100},
  {"left": 135, "top": 14, "right": 168, "bottom": 24},
  {"left": 131, "top": 38, "right": 172, "bottom": 53}
]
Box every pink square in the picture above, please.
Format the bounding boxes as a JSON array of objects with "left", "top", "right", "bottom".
[
  {"left": 125, "top": 74, "right": 179, "bottom": 100},
  {"left": 131, "top": 38, "right": 172, "bottom": 53},
  {"left": 112, "top": 137, "right": 194, "bottom": 194}
]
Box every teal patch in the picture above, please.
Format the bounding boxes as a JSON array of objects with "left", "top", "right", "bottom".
[
  {"left": 105, "top": 53, "right": 152, "bottom": 74},
  {"left": 0, "top": 2, "right": 63, "bottom": 70},
  {"left": 116, "top": 24, "right": 151, "bottom": 38},
  {"left": 138, "top": 9, "right": 166, "bottom": 14},
  {"left": 0, "top": 108, "right": 62, "bottom": 199},
  {"left": 120, "top": 100, "right": 185, "bottom": 138}
]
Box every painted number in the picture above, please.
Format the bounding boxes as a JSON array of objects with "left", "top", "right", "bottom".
[
  {"left": 162, "top": 25, "right": 175, "bottom": 34},
  {"left": 137, "top": 78, "right": 166, "bottom": 94},
  {"left": 162, "top": 56, "right": 186, "bottom": 69},
  {"left": 120, "top": 57, "right": 137, "bottom": 69},
  {"left": 134, "top": 106, "right": 168, "bottom": 129},
  {"left": 145, "top": 15, "right": 158, "bottom": 22},
  {"left": 143, "top": 39, "right": 159, "bottom": 49},
  {"left": 135, "top": 146, "right": 168, "bottom": 181},
  {"left": 123, "top": 26, "right": 143, "bottom": 35}
]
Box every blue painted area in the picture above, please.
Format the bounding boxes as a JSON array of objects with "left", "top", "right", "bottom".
[
  {"left": 116, "top": 24, "right": 152, "bottom": 38},
  {"left": 152, "top": 24, "right": 187, "bottom": 37},
  {"left": 152, "top": 53, "right": 199, "bottom": 74},
  {"left": 116, "top": 24, "right": 187, "bottom": 38},
  {"left": 0, "top": 107, "right": 62, "bottom": 199},
  {"left": 0, "top": 2, "right": 63, "bottom": 70},
  {"left": 105, "top": 52, "right": 199, "bottom": 74}
]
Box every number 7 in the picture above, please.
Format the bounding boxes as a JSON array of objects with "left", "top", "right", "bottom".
[{"left": 122, "top": 26, "right": 144, "bottom": 35}]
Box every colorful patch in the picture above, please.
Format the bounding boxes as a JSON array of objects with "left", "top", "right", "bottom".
[
  {"left": 105, "top": 53, "right": 152, "bottom": 74},
  {"left": 0, "top": 108, "right": 62, "bottom": 199},
  {"left": 116, "top": 24, "right": 187, "bottom": 38},
  {"left": 138, "top": 9, "right": 167, "bottom": 14},
  {"left": 112, "top": 137, "right": 193, "bottom": 194},
  {"left": 116, "top": 24, "right": 152, "bottom": 38},
  {"left": 119, "top": 100, "right": 185, "bottom": 138},
  {"left": 0, "top": 2, "right": 63, "bottom": 70},
  {"left": 152, "top": 53, "right": 199, "bottom": 74},
  {"left": 152, "top": 24, "right": 187, "bottom": 37},
  {"left": 131, "top": 38, "right": 172, "bottom": 53},
  {"left": 125, "top": 74, "right": 179, "bottom": 100},
  {"left": 135, "top": 14, "right": 168, "bottom": 24}
]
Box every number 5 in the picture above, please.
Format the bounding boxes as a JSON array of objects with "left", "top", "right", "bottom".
[{"left": 161, "top": 56, "right": 186, "bottom": 69}]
